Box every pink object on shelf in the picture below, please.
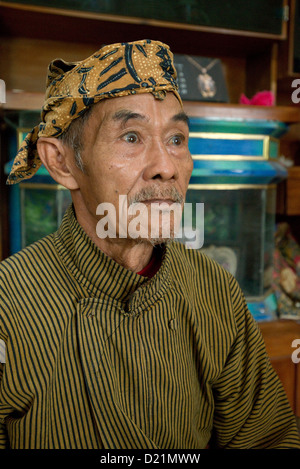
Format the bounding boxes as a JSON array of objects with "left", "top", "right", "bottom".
[{"left": 239, "top": 90, "right": 275, "bottom": 106}]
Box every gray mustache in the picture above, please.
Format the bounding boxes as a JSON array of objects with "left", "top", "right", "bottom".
[{"left": 129, "top": 186, "right": 184, "bottom": 205}]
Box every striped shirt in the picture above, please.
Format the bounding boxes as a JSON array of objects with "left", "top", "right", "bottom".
[{"left": 0, "top": 204, "right": 299, "bottom": 449}]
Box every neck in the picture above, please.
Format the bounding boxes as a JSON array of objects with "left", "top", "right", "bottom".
[{"left": 73, "top": 201, "right": 154, "bottom": 272}]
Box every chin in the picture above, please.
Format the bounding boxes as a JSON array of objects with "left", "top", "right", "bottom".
[{"left": 132, "top": 234, "right": 175, "bottom": 247}]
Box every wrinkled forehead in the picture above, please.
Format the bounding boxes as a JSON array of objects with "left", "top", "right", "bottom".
[{"left": 87, "top": 91, "right": 187, "bottom": 129}]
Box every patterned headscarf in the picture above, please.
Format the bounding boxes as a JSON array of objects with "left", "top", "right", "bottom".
[{"left": 7, "top": 39, "right": 182, "bottom": 184}]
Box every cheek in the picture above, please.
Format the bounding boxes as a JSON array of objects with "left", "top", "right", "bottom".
[
  {"left": 111, "top": 162, "right": 142, "bottom": 191},
  {"left": 90, "top": 165, "right": 140, "bottom": 206},
  {"left": 178, "top": 152, "right": 193, "bottom": 182},
  {"left": 188, "top": 153, "right": 194, "bottom": 177}
]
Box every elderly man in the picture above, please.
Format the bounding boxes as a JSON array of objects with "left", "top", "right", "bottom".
[{"left": 0, "top": 39, "right": 300, "bottom": 449}]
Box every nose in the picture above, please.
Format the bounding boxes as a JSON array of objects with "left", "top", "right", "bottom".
[{"left": 142, "top": 138, "right": 179, "bottom": 182}]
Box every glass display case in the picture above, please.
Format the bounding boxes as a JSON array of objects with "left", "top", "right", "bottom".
[
  {"left": 182, "top": 116, "right": 288, "bottom": 321},
  {"left": 6, "top": 170, "right": 72, "bottom": 254},
  {"left": 4, "top": 117, "right": 72, "bottom": 254},
  {"left": 185, "top": 186, "right": 276, "bottom": 300},
  {"left": 19, "top": 182, "right": 71, "bottom": 248}
]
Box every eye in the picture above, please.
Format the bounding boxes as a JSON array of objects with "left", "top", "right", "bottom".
[
  {"left": 123, "top": 132, "right": 139, "bottom": 144},
  {"left": 170, "top": 134, "right": 185, "bottom": 146}
]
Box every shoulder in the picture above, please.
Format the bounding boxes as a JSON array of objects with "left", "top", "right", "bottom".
[
  {"left": 168, "top": 240, "right": 233, "bottom": 284},
  {"left": 0, "top": 235, "right": 59, "bottom": 340},
  {"left": 0, "top": 234, "right": 58, "bottom": 289},
  {"left": 168, "top": 240, "right": 247, "bottom": 320}
]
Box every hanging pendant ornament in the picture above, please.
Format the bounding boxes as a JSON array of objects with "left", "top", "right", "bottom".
[
  {"left": 197, "top": 71, "right": 217, "bottom": 98},
  {"left": 186, "top": 56, "right": 218, "bottom": 98}
]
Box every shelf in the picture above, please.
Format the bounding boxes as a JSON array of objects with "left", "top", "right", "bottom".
[
  {"left": 3, "top": 90, "right": 300, "bottom": 125},
  {"left": 0, "top": 2, "right": 288, "bottom": 104},
  {"left": 3, "top": 91, "right": 44, "bottom": 111},
  {"left": 183, "top": 101, "right": 300, "bottom": 123},
  {"left": 0, "top": 1, "right": 287, "bottom": 57}
]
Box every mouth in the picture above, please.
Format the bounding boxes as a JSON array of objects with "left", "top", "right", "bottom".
[{"left": 141, "top": 199, "right": 180, "bottom": 205}]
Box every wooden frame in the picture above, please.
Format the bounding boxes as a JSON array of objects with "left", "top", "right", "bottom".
[
  {"left": 0, "top": 1, "right": 289, "bottom": 40},
  {"left": 278, "top": 0, "right": 300, "bottom": 79}
]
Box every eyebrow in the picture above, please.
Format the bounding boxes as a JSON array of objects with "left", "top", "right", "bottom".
[
  {"left": 112, "top": 109, "right": 147, "bottom": 126},
  {"left": 111, "top": 109, "right": 190, "bottom": 127},
  {"left": 171, "top": 111, "right": 190, "bottom": 126}
]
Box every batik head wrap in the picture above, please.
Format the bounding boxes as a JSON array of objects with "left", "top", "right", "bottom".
[{"left": 7, "top": 39, "right": 182, "bottom": 184}]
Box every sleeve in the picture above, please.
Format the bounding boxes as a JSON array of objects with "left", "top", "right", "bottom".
[
  {"left": 0, "top": 312, "right": 9, "bottom": 449},
  {"left": 0, "top": 361, "right": 8, "bottom": 449},
  {"left": 210, "top": 275, "right": 300, "bottom": 449},
  {"left": 0, "top": 267, "right": 14, "bottom": 449}
]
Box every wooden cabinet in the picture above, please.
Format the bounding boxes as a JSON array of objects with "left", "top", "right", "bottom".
[
  {"left": 278, "top": 0, "right": 300, "bottom": 79},
  {"left": 0, "top": 0, "right": 289, "bottom": 103},
  {"left": 259, "top": 319, "right": 300, "bottom": 416},
  {"left": 1, "top": 0, "right": 289, "bottom": 36},
  {"left": 277, "top": 166, "right": 300, "bottom": 215}
]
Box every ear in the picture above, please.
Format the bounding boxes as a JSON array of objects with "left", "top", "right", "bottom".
[{"left": 37, "top": 137, "right": 79, "bottom": 190}]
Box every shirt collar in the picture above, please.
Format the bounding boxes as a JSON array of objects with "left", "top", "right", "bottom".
[{"left": 53, "top": 204, "right": 174, "bottom": 309}]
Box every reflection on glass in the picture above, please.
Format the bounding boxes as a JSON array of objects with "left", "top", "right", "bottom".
[
  {"left": 20, "top": 185, "right": 72, "bottom": 248},
  {"left": 184, "top": 187, "right": 276, "bottom": 300}
]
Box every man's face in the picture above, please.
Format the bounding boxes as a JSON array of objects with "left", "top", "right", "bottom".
[{"left": 70, "top": 92, "right": 193, "bottom": 244}]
